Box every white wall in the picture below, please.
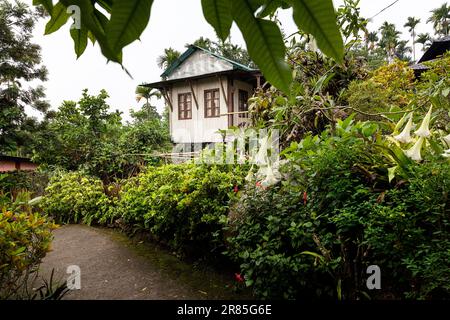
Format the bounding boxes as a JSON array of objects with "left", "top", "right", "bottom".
[
  {"left": 231, "top": 79, "right": 254, "bottom": 128},
  {"left": 169, "top": 76, "right": 229, "bottom": 144}
]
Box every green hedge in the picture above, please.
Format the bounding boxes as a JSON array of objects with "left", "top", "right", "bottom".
[
  {"left": 225, "top": 122, "right": 450, "bottom": 300},
  {"left": 117, "top": 164, "right": 246, "bottom": 257},
  {"left": 41, "top": 172, "right": 112, "bottom": 225}
]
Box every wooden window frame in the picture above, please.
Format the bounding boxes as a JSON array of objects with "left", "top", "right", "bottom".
[
  {"left": 204, "top": 88, "right": 220, "bottom": 118},
  {"left": 178, "top": 92, "right": 192, "bottom": 120},
  {"left": 238, "top": 89, "right": 249, "bottom": 118}
]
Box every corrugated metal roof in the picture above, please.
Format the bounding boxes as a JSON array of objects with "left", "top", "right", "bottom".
[
  {"left": 418, "top": 36, "right": 450, "bottom": 63},
  {"left": 160, "top": 45, "right": 258, "bottom": 79}
]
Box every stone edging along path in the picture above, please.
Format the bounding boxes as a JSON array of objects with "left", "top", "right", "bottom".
[{"left": 37, "top": 224, "right": 247, "bottom": 300}]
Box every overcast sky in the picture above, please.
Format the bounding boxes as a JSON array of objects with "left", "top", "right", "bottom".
[{"left": 23, "top": 0, "right": 443, "bottom": 120}]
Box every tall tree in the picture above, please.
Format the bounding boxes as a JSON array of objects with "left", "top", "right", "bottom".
[
  {"left": 416, "top": 33, "right": 432, "bottom": 51},
  {"left": 404, "top": 17, "right": 421, "bottom": 61},
  {"left": 366, "top": 31, "right": 379, "bottom": 51},
  {"left": 395, "top": 40, "right": 412, "bottom": 62},
  {"left": 0, "top": 0, "right": 48, "bottom": 155},
  {"left": 135, "top": 85, "right": 161, "bottom": 120},
  {"left": 379, "top": 22, "right": 402, "bottom": 63},
  {"left": 157, "top": 48, "right": 181, "bottom": 72},
  {"left": 428, "top": 3, "right": 450, "bottom": 36}
]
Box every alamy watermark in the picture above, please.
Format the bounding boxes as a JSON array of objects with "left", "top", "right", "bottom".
[
  {"left": 66, "top": 265, "right": 81, "bottom": 290},
  {"left": 67, "top": 5, "right": 81, "bottom": 30}
]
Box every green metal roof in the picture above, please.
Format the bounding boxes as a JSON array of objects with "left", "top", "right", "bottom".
[{"left": 160, "top": 45, "right": 258, "bottom": 79}]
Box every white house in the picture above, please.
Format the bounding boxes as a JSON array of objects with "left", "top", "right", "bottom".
[{"left": 145, "top": 45, "right": 263, "bottom": 146}]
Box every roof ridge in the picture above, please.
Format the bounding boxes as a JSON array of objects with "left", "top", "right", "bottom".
[{"left": 160, "top": 44, "right": 258, "bottom": 79}]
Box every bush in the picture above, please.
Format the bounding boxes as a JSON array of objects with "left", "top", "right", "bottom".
[
  {"left": 41, "top": 172, "right": 112, "bottom": 225},
  {"left": 118, "top": 164, "right": 246, "bottom": 258},
  {"left": 0, "top": 171, "right": 49, "bottom": 198},
  {"left": 226, "top": 120, "right": 450, "bottom": 300},
  {"left": 346, "top": 60, "right": 415, "bottom": 116},
  {"left": 0, "top": 208, "right": 58, "bottom": 299}
]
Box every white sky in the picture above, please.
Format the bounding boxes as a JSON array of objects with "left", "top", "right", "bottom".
[{"left": 22, "top": 0, "right": 443, "bottom": 120}]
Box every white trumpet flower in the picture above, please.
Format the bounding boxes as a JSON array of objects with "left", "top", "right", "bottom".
[
  {"left": 443, "top": 149, "right": 450, "bottom": 158},
  {"left": 245, "top": 166, "right": 255, "bottom": 182},
  {"left": 405, "top": 137, "right": 425, "bottom": 161},
  {"left": 261, "top": 164, "right": 278, "bottom": 187},
  {"left": 414, "top": 106, "right": 433, "bottom": 138},
  {"left": 393, "top": 112, "right": 409, "bottom": 135},
  {"left": 394, "top": 113, "right": 414, "bottom": 143},
  {"left": 444, "top": 134, "right": 450, "bottom": 148}
]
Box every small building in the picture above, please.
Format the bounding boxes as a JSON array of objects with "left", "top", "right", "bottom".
[
  {"left": 411, "top": 36, "right": 450, "bottom": 77},
  {"left": 145, "top": 45, "right": 263, "bottom": 145},
  {"left": 0, "top": 155, "right": 38, "bottom": 173}
]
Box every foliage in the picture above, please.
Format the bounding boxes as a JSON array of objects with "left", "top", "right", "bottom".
[
  {"left": 346, "top": 60, "right": 416, "bottom": 115},
  {"left": 33, "top": 0, "right": 344, "bottom": 93},
  {"left": 0, "top": 171, "right": 49, "bottom": 199},
  {"left": 32, "top": 89, "right": 171, "bottom": 182},
  {"left": 226, "top": 119, "right": 450, "bottom": 300},
  {"left": 0, "top": 0, "right": 49, "bottom": 154},
  {"left": 40, "top": 171, "right": 112, "bottom": 225},
  {"left": 0, "top": 208, "right": 58, "bottom": 299},
  {"left": 249, "top": 49, "right": 369, "bottom": 147},
  {"left": 117, "top": 164, "right": 246, "bottom": 258}
]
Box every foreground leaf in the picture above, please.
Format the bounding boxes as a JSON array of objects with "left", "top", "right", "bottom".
[
  {"left": 106, "top": 0, "right": 154, "bottom": 54},
  {"left": 201, "top": 0, "right": 233, "bottom": 41},
  {"left": 291, "top": 0, "right": 344, "bottom": 62},
  {"left": 44, "top": 2, "right": 70, "bottom": 35},
  {"left": 70, "top": 26, "right": 88, "bottom": 58},
  {"left": 232, "top": 0, "right": 292, "bottom": 93}
]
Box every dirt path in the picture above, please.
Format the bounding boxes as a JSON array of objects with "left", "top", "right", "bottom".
[{"left": 37, "top": 225, "right": 245, "bottom": 300}]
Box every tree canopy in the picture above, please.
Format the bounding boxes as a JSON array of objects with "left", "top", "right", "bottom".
[{"left": 0, "top": 0, "right": 49, "bottom": 155}]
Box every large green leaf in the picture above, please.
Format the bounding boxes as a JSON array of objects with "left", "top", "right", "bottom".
[
  {"left": 32, "top": 0, "right": 53, "bottom": 13},
  {"left": 59, "top": 0, "right": 122, "bottom": 63},
  {"left": 106, "top": 0, "right": 154, "bottom": 55},
  {"left": 201, "top": 0, "right": 233, "bottom": 41},
  {"left": 45, "top": 2, "right": 70, "bottom": 35},
  {"left": 70, "top": 26, "right": 88, "bottom": 58},
  {"left": 291, "top": 0, "right": 344, "bottom": 62},
  {"left": 232, "top": 0, "right": 292, "bottom": 93}
]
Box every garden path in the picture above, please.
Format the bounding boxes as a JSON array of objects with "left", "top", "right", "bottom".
[{"left": 38, "top": 224, "right": 242, "bottom": 300}]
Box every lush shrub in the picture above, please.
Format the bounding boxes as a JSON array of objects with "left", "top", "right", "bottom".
[
  {"left": 41, "top": 172, "right": 112, "bottom": 225},
  {"left": 117, "top": 164, "right": 246, "bottom": 257},
  {"left": 0, "top": 208, "right": 58, "bottom": 299},
  {"left": 226, "top": 119, "right": 450, "bottom": 300},
  {"left": 346, "top": 60, "right": 415, "bottom": 116},
  {"left": 0, "top": 171, "right": 49, "bottom": 198}
]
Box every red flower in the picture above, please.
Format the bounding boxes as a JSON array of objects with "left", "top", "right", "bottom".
[
  {"left": 303, "top": 191, "right": 308, "bottom": 205},
  {"left": 233, "top": 185, "right": 239, "bottom": 193},
  {"left": 234, "top": 273, "right": 244, "bottom": 283},
  {"left": 256, "top": 181, "right": 262, "bottom": 188}
]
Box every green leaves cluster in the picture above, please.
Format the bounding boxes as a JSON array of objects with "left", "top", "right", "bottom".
[
  {"left": 0, "top": 208, "right": 57, "bottom": 299},
  {"left": 34, "top": 0, "right": 344, "bottom": 93},
  {"left": 41, "top": 171, "right": 113, "bottom": 225},
  {"left": 117, "top": 164, "right": 246, "bottom": 257},
  {"left": 226, "top": 120, "right": 450, "bottom": 300}
]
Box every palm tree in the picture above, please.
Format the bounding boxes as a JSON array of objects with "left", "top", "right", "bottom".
[
  {"left": 395, "top": 40, "right": 412, "bottom": 62},
  {"left": 427, "top": 3, "right": 450, "bottom": 36},
  {"left": 366, "top": 31, "right": 379, "bottom": 51},
  {"left": 135, "top": 85, "right": 161, "bottom": 104},
  {"left": 404, "top": 17, "right": 421, "bottom": 61},
  {"left": 135, "top": 85, "right": 162, "bottom": 120},
  {"left": 415, "top": 33, "right": 432, "bottom": 51},
  {"left": 157, "top": 48, "right": 181, "bottom": 70},
  {"left": 379, "top": 22, "right": 402, "bottom": 63}
]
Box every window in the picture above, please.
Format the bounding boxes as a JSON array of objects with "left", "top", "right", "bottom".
[
  {"left": 238, "top": 90, "right": 249, "bottom": 118},
  {"left": 178, "top": 93, "right": 192, "bottom": 120},
  {"left": 204, "top": 89, "right": 220, "bottom": 118}
]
